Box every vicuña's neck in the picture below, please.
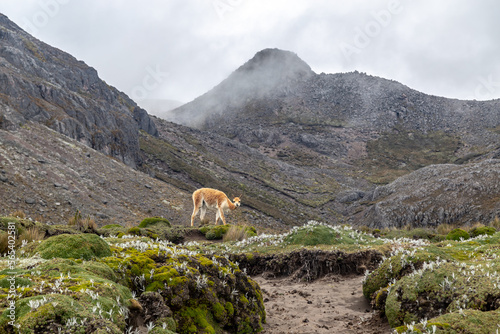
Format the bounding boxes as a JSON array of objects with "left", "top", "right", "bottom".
[{"left": 228, "top": 201, "right": 237, "bottom": 210}]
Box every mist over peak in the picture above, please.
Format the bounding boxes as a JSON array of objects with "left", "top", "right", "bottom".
[
  {"left": 235, "top": 48, "right": 314, "bottom": 79},
  {"left": 166, "top": 48, "right": 314, "bottom": 127}
]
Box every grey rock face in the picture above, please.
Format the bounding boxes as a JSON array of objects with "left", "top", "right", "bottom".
[
  {"left": 358, "top": 160, "right": 500, "bottom": 228},
  {"left": 0, "top": 14, "right": 157, "bottom": 167}
]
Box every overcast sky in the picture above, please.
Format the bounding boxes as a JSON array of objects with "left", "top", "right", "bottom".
[{"left": 2, "top": 0, "right": 500, "bottom": 104}]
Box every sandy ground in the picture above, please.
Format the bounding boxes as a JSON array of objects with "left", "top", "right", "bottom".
[{"left": 254, "top": 274, "right": 391, "bottom": 334}]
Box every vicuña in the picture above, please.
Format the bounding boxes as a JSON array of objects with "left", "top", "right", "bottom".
[{"left": 190, "top": 188, "right": 241, "bottom": 226}]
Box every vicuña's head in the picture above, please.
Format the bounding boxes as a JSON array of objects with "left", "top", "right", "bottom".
[{"left": 233, "top": 197, "right": 241, "bottom": 207}]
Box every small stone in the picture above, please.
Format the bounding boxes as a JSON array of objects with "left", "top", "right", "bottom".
[
  {"left": 0, "top": 175, "right": 7, "bottom": 182},
  {"left": 25, "top": 198, "right": 36, "bottom": 204},
  {"left": 145, "top": 184, "right": 152, "bottom": 189},
  {"left": 54, "top": 183, "right": 62, "bottom": 188}
]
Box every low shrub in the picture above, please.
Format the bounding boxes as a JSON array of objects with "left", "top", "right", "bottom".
[
  {"left": 10, "top": 210, "right": 26, "bottom": 219},
  {"left": 19, "top": 227, "right": 44, "bottom": 244},
  {"left": 490, "top": 216, "right": 500, "bottom": 230},
  {"left": 68, "top": 210, "right": 97, "bottom": 231},
  {"left": 437, "top": 223, "right": 456, "bottom": 236},
  {"left": 0, "top": 232, "right": 8, "bottom": 254},
  {"left": 223, "top": 225, "right": 256, "bottom": 242}
]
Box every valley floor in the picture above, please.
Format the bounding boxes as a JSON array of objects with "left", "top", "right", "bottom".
[{"left": 254, "top": 274, "right": 390, "bottom": 334}]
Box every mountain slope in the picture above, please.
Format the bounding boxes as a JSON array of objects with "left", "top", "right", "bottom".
[
  {"left": 171, "top": 49, "right": 500, "bottom": 172},
  {"left": 0, "top": 13, "right": 157, "bottom": 166},
  {"left": 159, "top": 48, "right": 500, "bottom": 228},
  {"left": 0, "top": 121, "right": 189, "bottom": 225}
]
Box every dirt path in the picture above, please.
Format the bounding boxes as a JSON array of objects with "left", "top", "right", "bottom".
[{"left": 254, "top": 274, "right": 391, "bottom": 334}]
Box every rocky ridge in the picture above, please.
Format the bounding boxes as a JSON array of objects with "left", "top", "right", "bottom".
[
  {"left": 360, "top": 159, "right": 500, "bottom": 228},
  {"left": 0, "top": 13, "right": 157, "bottom": 167}
]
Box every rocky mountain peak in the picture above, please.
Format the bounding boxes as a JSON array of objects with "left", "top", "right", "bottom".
[
  {"left": 167, "top": 48, "right": 314, "bottom": 127},
  {"left": 235, "top": 48, "right": 314, "bottom": 79}
]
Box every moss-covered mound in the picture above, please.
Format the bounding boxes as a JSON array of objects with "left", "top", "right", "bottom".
[
  {"left": 446, "top": 228, "right": 470, "bottom": 241},
  {"left": 469, "top": 226, "right": 496, "bottom": 238},
  {"left": 199, "top": 225, "right": 231, "bottom": 240},
  {"left": 102, "top": 238, "right": 266, "bottom": 333},
  {"left": 362, "top": 245, "right": 452, "bottom": 300},
  {"left": 0, "top": 230, "right": 266, "bottom": 333},
  {"left": 285, "top": 222, "right": 378, "bottom": 246},
  {"left": 199, "top": 224, "right": 258, "bottom": 241},
  {"left": 138, "top": 217, "right": 171, "bottom": 229},
  {"left": 98, "top": 224, "right": 127, "bottom": 238},
  {"left": 120, "top": 224, "right": 195, "bottom": 244},
  {"left": 364, "top": 232, "right": 500, "bottom": 332},
  {"left": 0, "top": 258, "right": 132, "bottom": 333},
  {"left": 102, "top": 224, "right": 123, "bottom": 229},
  {"left": 35, "top": 233, "right": 112, "bottom": 260}
]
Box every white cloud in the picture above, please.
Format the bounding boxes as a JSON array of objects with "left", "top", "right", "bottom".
[{"left": 1, "top": 0, "right": 499, "bottom": 102}]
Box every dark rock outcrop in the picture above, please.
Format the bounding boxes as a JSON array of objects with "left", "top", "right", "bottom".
[
  {"left": 0, "top": 13, "right": 157, "bottom": 166},
  {"left": 358, "top": 160, "right": 500, "bottom": 228}
]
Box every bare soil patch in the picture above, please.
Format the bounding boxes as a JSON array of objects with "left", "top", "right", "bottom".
[{"left": 254, "top": 274, "right": 390, "bottom": 334}]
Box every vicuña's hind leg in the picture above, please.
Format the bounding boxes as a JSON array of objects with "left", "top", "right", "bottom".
[
  {"left": 190, "top": 208, "right": 199, "bottom": 226},
  {"left": 200, "top": 202, "right": 207, "bottom": 222},
  {"left": 215, "top": 210, "right": 220, "bottom": 225}
]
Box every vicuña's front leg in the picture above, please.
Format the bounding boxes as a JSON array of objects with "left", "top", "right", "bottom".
[{"left": 217, "top": 206, "right": 226, "bottom": 225}]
